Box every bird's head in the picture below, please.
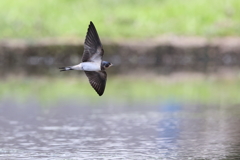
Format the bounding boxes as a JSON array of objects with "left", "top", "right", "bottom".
[{"left": 102, "top": 61, "right": 113, "bottom": 70}]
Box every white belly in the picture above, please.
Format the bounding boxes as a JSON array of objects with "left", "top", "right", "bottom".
[{"left": 80, "top": 62, "right": 101, "bottom": 71}]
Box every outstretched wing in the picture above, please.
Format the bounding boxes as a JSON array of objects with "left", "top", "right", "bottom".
[
  {"left": 82, "top": 21, "right": 104, "bottom": 62},
  {"left": 84, "top": 71, "right": 107, "bottom": 96}
]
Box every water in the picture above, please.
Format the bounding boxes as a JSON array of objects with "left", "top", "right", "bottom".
[{"left": 0, "top": 98, "right": 240, "bottom": 160}]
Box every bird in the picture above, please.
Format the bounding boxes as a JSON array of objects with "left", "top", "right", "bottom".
[{"left": 59, "top": 21, "right": 113, "bottom": 96}]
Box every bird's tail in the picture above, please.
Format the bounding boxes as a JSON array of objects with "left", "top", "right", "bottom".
[{"left": 59, "top": 66, "right": 73, "bottom": 72}]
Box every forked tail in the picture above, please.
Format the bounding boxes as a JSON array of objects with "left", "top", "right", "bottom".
[{"left": 59, "top": 66, "right": 73, "bottom": 72}]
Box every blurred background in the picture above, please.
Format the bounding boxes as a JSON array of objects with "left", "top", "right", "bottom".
[{"left": 1, "top": 0, "right": 240, "bottom": 159}]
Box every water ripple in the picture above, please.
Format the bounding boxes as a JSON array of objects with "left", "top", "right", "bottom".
[{"left": 0, "top": 100, "right": 240, "bottom": 159}]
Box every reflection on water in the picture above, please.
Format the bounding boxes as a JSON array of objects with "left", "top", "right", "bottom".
[{"left": 0, "top": 98, "right": 240, "bottom": 159}]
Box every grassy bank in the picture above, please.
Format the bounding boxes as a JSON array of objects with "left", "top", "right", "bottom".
[
  {"left": 1, "top": 0, "right": 240, "bottom": 39},
  {"left": 0, "top": 75, "right": 240, "bottom": 105}
]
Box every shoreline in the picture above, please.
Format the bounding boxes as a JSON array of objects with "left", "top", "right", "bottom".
[{"left": 0, "top": 36, "right": 240, "bottom": 75}]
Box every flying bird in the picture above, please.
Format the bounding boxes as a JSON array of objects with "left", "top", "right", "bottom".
[{"left": 59, "top": 21, "right": 113, "bottom": 96}]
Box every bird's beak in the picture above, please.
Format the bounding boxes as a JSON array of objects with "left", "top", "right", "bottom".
[{"left": 110, "top": 63, "right": 113, "bottom": 67}]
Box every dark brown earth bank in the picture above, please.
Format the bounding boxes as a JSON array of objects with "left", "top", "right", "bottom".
[{"left": 0, "top": 36, "right": 240, "bottom": 76}]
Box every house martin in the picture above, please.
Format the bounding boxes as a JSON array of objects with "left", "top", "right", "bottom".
[{"left": 59, "top": 21, "right": 113, "bottom": 96}]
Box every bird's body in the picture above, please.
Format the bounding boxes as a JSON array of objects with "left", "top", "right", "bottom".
[
  {"left": 64, "top": 62, "right": 101, "bottom": 71},
  {"left": 59, "top": 21, "right": 113, "bottom": 96}
]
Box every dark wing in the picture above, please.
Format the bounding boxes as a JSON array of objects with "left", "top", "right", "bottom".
[
  {"left": 84, "top": 71, "right": 107, "bottom": 96},
  {"left": 82, "top": 21, "right": 104, "bottom": 62}
]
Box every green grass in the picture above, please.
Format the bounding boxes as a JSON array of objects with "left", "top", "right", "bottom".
[
  {"left": 0, "top": 76, "right": 240, "bottom": 106},
  {"left": 0, "top": 0, "right": 240, "bottom": 39}
]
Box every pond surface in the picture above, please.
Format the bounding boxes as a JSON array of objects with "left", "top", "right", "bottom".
[{"left": 0, "top": 98, "right": 240, "bottom": 160}]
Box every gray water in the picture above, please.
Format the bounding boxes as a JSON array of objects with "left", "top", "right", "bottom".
[{"left": 0, "top": 98, "right": 240, "bottom": 160}]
